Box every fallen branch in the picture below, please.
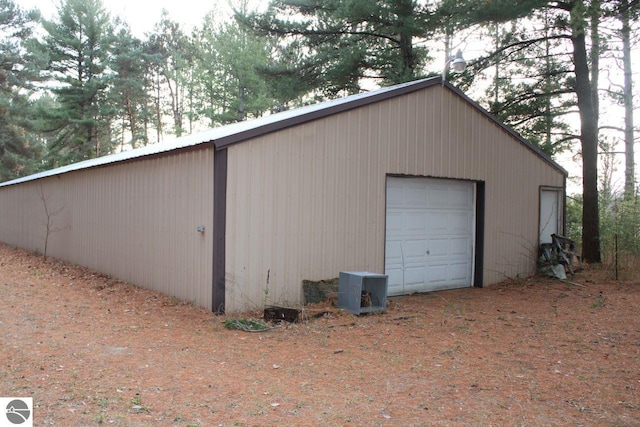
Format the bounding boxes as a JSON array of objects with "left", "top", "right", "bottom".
[{"left": 567, "top": 281, "right": 587, "bottom": 288}]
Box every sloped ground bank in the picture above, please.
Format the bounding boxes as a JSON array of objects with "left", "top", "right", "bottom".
[{"left": 1, "top": 243, "right": 639, "bottom": 426}]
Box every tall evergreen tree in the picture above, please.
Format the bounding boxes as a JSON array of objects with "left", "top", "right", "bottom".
[
  {"left": 109, "top": 21, "right": 153, "bottom": 148},
  {"left": 0, "top": 0, "right": 44, "bottom": 181},
  {"left": 191, "top": 13, "right": 223, "bottom": 128},
  {"left": 37, "top": 0, "right": 114, "bottom": 166},
  {"left": 147, "top": 11, "right": 191, "bottom": 137},
  {"left": 242, "top": 0, "right": 431, "bottom": 97},
  {"left": 193, "top": 5, "right": 273, "bottom": 125}
]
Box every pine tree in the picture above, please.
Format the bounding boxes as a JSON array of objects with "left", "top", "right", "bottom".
[
  {"left": 109, "top": 21, "right": 153, "bottom": 148},
  {"left": 242, "top": 0, "right": 431, "bottom": 97},
  {"left": 147, "top": 11, "right": 192, "bottom": 137},
  {"left": 37, "top": 0, "right": 114, "bottom": 166},
  {"left": 193, "top": 6, "right": 273, "bottom": 125},
  {"left": 0, "top": 0, "right": 44, "bottom": 181}
]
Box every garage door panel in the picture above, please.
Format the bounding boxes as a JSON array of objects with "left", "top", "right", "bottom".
[
  {"left": 385, "top": 177, "right": 475, "bottom": 294},
  {"left": 427, "top": 212, "right": 449, "bottom": 234},
  {"left": 385, "top": 240, "right": 403, "bottom": 264},
  {"left": 426, "top": 263, "right": 448, "bottom": 283},
  {"left": 450, "top": 238, "right": 471, "bottom": 256},
  {"left": 449, "top": 186, "right": 473, "bottom": 207},
  {"left": 449, "top": 262, "right": 472, "bottom": 282},
  {"left": 386, "top": 183, "right": 404, "bottom": 206},
  {"left": 386, "top": 267, "right": 404, "bottom": 295},
  {"left": 449, "top": 212, "right": 472, "bottom": 233},
  {"left": 406, "top": 187, "right": 428, "bottom": 206},
  {"left": 403, "top": 239, "right": 427, "bottom": 262},
  {"left": 427, "top": 238, "right": 449, "bottom": 257},
  {"left": 428, "top": 186, "right": 449, "bottom": 207},
  {"left": 428, "top": 261, "right": 471, "bottom": 284},
  {"left": 406, "top": 212, "right": 427, "bottom": 233},
  {"left": 404, "top": 266, "right": 426, "bottom": 287}
]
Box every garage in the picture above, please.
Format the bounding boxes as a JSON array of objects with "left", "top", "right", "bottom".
[
  {"left": 385, "top": 176, "right": 476, "bottom": 295},
  {"left": 0, "top": 77, "right": 567, "bottom": 312}
]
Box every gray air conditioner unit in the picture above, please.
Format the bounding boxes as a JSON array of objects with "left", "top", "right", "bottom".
[{"left": 337, "top": 271, "right": 388, "bottom": 315}]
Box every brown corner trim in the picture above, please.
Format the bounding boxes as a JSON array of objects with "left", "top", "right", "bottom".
[
  {"left": 474, "top": 181, "right": 485, "bottom": 288},
  {"left": 212, "top": 148, "right": 227, "bottom": 313}
]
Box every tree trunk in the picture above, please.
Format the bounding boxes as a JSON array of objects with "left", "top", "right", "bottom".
[
  {"left": 155, "top": 74, "right": 162, "bottom": 142},
  {"left": 572, "top": 30, "right": 601, "bottom": 263},
  {"left": 124, "top": 87, "right": 137, "bottom": 148},
  {"left": 397, "top": 0, "right": 415, "bottom": 80},
  {"left": 442, "top": 27, "right": 452, "bottom": 82},
  {"left": 544, "top": 11, "right": 553, "bottom": 148},
  {"left": 620, "top": 0, "right": 635, "bottom": 198},
  {"left": 493, "top": 24, "right": 500, "bottom": 109},
  {"left": 590, "top": 0, "right": 600, "bottom": 136}
]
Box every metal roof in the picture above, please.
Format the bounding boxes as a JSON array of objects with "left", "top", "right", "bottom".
[{"left": 0, "top": 77, "right": 566, "bottom": 187}]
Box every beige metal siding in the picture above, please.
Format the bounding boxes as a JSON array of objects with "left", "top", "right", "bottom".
[
  {"left": 225, "top": 85, "right": 564, "bottom": 311},
  {"left": 0, "top": 147, "right": 214, "bottom": 309}
]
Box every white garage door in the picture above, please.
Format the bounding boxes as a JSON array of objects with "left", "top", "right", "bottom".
[{"left": 385, "top": 177, "right": 475, "bottom": 295}]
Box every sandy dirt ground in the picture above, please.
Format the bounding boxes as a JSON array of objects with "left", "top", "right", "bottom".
[{"left": 1, "top": 242, "right": 639, "bottom": 426}]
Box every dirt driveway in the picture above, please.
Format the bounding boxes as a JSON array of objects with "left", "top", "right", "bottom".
[{"left": 1, "top": 243, "right": 639, "bottom": 426}]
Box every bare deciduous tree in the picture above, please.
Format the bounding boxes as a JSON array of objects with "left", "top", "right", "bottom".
[{"left": 37, "top": 185, "right": 66, "bottom": 260}]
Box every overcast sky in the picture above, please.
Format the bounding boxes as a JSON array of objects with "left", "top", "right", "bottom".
[{"left": 15, "top": 0, "right": 240, "bottom": 36}]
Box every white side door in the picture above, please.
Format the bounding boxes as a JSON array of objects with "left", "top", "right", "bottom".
[{"left": 539, "top": 188, "right": 562, "bottom": 244}]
